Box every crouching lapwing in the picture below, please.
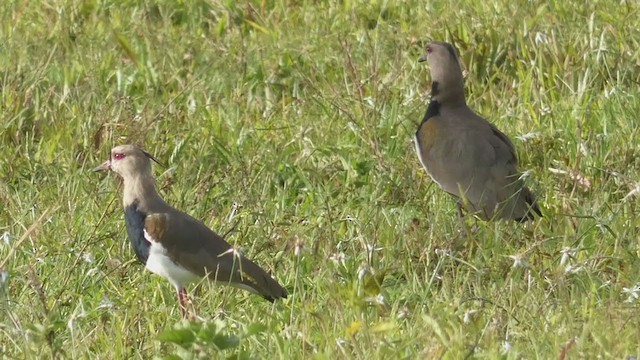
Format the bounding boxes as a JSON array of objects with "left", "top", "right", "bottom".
[{"left": 95, "top": 145, "right": 287, "bottom": 318}]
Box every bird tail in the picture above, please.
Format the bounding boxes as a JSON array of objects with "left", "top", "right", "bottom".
[
  {"left": 513, "top": 186, "right": 542, "bottom": 222},
  {"left": 231, "top": 256, "right": 288, "bottom": 302}
]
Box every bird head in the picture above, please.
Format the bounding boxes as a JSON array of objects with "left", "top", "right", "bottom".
[
  {"left": 94, "top": 145, "right": 160, "bottom": 179},
  {"left": 418, "top": 41, "right": 465, "bottom": 102}
]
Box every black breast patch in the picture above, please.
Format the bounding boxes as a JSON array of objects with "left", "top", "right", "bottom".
[
  {"left": 431, "top": 81, "right": 440, "bottom": 97},
  {"left": 416, "top": 99, "right": 441, "bottom": 136},
  {"left": 124, "top": 200, "right": 151, "bottom": 264},
  {"left": 416, "top": 81, "right": 441, "bottom": 133}
]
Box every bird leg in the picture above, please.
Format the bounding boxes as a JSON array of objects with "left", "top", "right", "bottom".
[
  {"left": 448, "top": 201, "right": 467, "bottom": 250},
  {"left": 456, "top": 201, "right": 481, "bottom": 236},
  {"left": 177, "top": 287, "right": 196, "bottom": 320},
  {"left": 456, "top": 201, "right": 469, "bottom": 237}
]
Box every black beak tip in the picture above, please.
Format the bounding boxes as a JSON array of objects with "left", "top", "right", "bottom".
[{"left": 93, "top": 161, "right": 111, "bottom": 172}]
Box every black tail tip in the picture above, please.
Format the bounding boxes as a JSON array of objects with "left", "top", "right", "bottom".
[
  {"left": 515, "top": 203, "right": 542, "bottom": 223},
  {"left": 263, "top": 292, "right": 288, "bottom": 302},
  {"left": 262, "top": 286, "right": 289, "bottom": 302}
]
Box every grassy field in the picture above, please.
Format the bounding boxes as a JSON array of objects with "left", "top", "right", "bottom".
[{"left": 1, "top": 0, "right": 640, "bottom": 358}]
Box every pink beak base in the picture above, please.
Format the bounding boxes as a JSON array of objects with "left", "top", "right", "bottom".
[{"left": 94, "top": 160, "right": 111, "bottom": 172}]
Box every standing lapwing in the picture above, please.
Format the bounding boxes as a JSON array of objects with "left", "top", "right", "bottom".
[
  {"left": 95, "top": 145, "right": 287, "bottom": 317},
  {"left": 414, "top": 41, "right": 541, "bottom": 222}
]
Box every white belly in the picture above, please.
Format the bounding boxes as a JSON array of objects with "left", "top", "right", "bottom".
[{"left": 144, "top": 230, "right": 199, "bottom": 289}]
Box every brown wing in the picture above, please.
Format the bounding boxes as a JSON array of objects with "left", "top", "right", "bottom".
[
  {"left": 488, "top": 124, "right": 518, "bottom": 166},
  {"left": 482, "top": 123, "right": 542, "bottom": 221},
  {"left": 145, "top": 212, "right": 287, "bottom": 301}
]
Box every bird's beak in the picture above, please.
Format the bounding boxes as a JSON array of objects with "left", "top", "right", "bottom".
[
  {"left": 418, "top": 54, "right": 427, "bottom": 62},
  {"left": 93, "top": 160, "right": 111, "bottom": 172}
]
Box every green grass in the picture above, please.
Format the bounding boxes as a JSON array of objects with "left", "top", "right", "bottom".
[{"left": 1, "top": 0, "right": 640, "bottom": 358}]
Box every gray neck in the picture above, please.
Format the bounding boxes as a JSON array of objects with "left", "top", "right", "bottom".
[{"left": 122, "top": 174, "right": 164, "bottom": 210}]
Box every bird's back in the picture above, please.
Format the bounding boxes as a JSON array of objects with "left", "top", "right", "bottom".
[
  {"left": 151, "top": 209, "right": 288, "bottom": 301},
  {"left": 417, "top": 104, "right": 540, "bottom": 220}
]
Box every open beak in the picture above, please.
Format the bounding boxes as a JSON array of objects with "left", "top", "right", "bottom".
[{"left": 93, "top": 160, "right": 111, "bottom": 172}]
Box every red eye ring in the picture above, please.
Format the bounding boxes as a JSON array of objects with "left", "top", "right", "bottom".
[
  {"left": 426, "top": 46, "right": 433, "bottom": 53},
  {"left": 113, "top": 153, "right": 126, "bottom": 160}
]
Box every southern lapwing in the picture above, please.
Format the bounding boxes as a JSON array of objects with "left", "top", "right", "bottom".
[
  {"left": 414, "top": 41, "right": 541, "bottom": 222},
  {"left": 95, "top": 145, "right": 287, "bottom": 317}
]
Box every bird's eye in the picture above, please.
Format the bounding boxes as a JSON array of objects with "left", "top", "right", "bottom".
[
  {"left": 426, "top": 46, "right": 433, "bottom": 53},
  {"left": 113, "top": 153, "right": 126, "bottom": 160}
]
